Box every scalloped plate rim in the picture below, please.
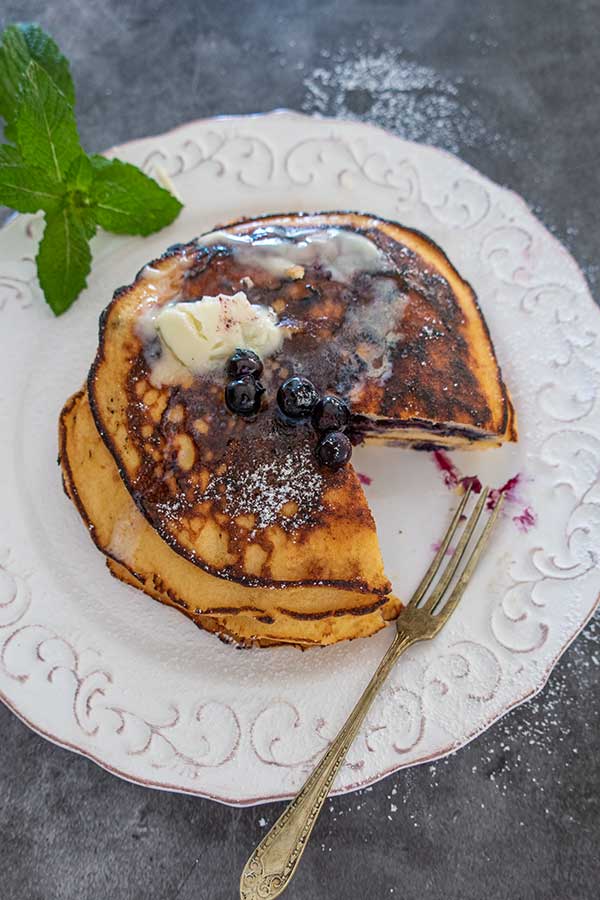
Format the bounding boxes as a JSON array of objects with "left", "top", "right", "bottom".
[
  {"left": 0, "top": 109, "right": 598, "bottom": 807},
  {"left": 0, "top": 597, "right": 597, "bottom": 808}
]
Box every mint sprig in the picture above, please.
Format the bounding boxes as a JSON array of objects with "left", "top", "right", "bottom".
[{"left": 0, "top": 23, "right": 183, "bottom": 315}]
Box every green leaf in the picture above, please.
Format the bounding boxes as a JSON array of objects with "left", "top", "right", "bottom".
[
  {"left": 0, "top": 23, "right": 74, "bottom": 133},
  {"left": 36, "top": 206, "right": 92, "bottom": 315},
  {"left": 89, "top": 158, "right": 182, "bottom": 236},
  {"left": 65, "top": 155, "right": 97, "bottom": 238},
  {"left": 4, "top": 119, "right": 18, "bottom": 144},
  {"left": 0, "top": 143, "right": 64, "bottom": 212},
  {"left": 89, "top": 153, "right": 112, "bottom": 172},
  {"left": 66, "top": 152, "right": 93, "bottom": 192},
  {"left": 71, "top": 201, "right": 97, "bottom": 240},
  {"left": 15, "top": 60, "right": 80, "bottom": 181}
]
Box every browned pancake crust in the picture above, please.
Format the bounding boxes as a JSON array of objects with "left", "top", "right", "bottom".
[
  {"left": 87, "top": 211, "right": 515, "bottom": 594},
  {"left": 59, "top": 389, "right": 401, "bottom": 647}
]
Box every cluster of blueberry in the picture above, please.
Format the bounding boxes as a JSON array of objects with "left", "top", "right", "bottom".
[
  {"left": 224, "top": 350, "right": 352, "bottom": 470},
  {"left": 224, "top": 348, "right": 266, "bottom": 415},
  {"left": 278, "top": 377, "right": 352, "bottom": 470}
]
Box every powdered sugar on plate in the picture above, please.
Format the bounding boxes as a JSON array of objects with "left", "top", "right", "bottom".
[{"left": 256, "top": 610, "right": 599, "bottom": 841}]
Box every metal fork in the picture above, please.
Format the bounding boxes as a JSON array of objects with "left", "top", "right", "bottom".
[{"left": 239, "top": 485, "right": 503, "bottom": 899}]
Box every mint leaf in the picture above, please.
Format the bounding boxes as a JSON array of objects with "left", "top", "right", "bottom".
[
  {"left": 0, "top": 143, "right": 64, "bottom": 212},
  {"left": 36, "top": 206, "right": 92, "bottom": 315},
  {"left": 71, "top": 201, "right": 97, "bottom": 241},
  {"left": 65, "top": 156, "right": 97, "bottom": 239},
  {"left": 89, "top": 158, "right": 182, "bottom": 236},
  {"left": 66, "top": 152, "right": 93, "bottom": 192},
  {"left": 0, "top": 23, "right": 74, "bottom": 140},
  {"left": 88, "top": 152, "right": 112, "bottom": 172},
  {"left": 15, "top": 60, "right": 80, "bottom": 180}
]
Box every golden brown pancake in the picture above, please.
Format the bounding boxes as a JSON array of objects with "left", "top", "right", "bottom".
[
  {"left": 88, "top": 213, "right": 515, "bottom": 580},
  {"left": 62, "top": 211, "right": 516, "bottom": 647},
  {"left": 59, "top": 389, "right": 401, "bottom": 646}
]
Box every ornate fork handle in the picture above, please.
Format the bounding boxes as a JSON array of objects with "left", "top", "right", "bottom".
[
  {"left": 239, "top": 629, "right": 415, "bottom": 899},
  {"left": 241, "top": 487, "right": 502, "bottom": 899}
]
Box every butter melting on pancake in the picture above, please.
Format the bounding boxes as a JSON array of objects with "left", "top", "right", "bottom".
[{"left": 143, "top": 290, "right": 286, "bottom": 385}]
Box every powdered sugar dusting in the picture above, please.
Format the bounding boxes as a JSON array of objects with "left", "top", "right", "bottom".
[
  {"left": 205, "top": 440, "right": 324, "bottom": 531},
  {"left": 309, "top": 610, "right": 599, "bottom": 843},
  {"left": 302, "top": 47, "right": 501, "bottom": 155}
]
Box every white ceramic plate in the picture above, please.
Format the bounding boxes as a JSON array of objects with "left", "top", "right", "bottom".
[{"left": 1, "top": 111, "right": 598, "bottom": 806}]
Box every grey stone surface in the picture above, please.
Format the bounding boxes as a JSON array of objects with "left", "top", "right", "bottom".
[{"left": 0, "top": 1, "right": 599, "bottom": 898}]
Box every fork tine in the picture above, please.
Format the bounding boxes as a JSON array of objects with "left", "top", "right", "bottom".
[
  {"left": 420, "top": 486, "right": 490, "bottom": 612},
  {"left": 407, "top": 484, "right": 473, "bottom": 609},
  {"left": 432, "top": 493, "right": 505, "bottom": 622}
]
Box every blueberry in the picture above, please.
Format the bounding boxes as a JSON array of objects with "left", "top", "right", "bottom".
[
  {"left": 225, "top": 377, "right": 265, "bottom": 416},
  {"left": 226, "top": 348, "right": 263, "bottom": 379},
  {"left": 316, "top": 431, "right": 353, "bottom": 470},
  {"left": 312, "top": 395, "right": 350, "bottom": 433},
  {"left": 277, "top": 376, "right": 319, "bottom": 420}
]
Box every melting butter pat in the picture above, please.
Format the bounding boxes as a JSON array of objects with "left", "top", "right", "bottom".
[{"left": 155, "top": 291, "right": 284, "bottom": 374}]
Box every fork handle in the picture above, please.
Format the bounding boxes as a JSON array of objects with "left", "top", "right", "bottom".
[{"left": 239, "top": 629, "right": 415, "bottom": 899}]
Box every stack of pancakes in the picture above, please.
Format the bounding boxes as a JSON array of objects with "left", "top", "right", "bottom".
[{"left": 59, "top": 212, "right": 516, "bottom": 648}]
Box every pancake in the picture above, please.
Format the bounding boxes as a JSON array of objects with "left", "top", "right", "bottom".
[
  {"left": 88, "top": 212, "right": 515, "bottom": 586},
  {"left": 59, "top": 389, "right": 401, "bottom": 646},
  {"left": 63, "top": 210, "right": 516, "bottom": 647}
]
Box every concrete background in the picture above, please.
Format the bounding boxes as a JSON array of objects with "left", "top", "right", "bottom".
[{"left": 1, "top": 1, "right": 599, "bottom": 898}]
